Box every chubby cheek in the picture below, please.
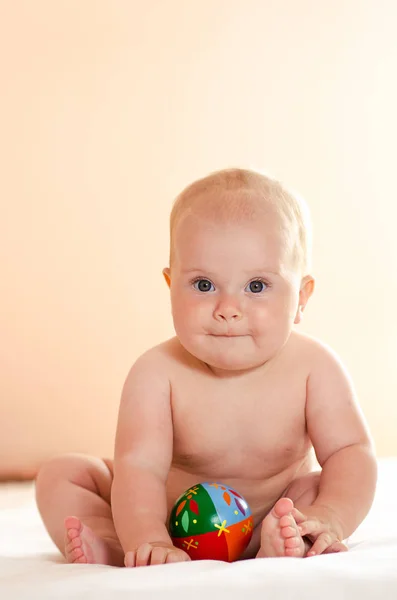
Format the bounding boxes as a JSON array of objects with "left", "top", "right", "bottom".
[
  {"left": 248, "top": 303, "right": 268, "bottom": 327},
  {"left": 248, "top": 300, "right": 294, "bottom": 338},
  {"left": 171, "top": 292, "right": 209, "bottom": 333},
  {"left": 247, "top": 303, "right": 274, "bottom": 332}
]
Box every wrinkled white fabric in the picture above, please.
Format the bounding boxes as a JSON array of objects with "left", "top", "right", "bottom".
[{"left": 0, "top": 458, "right": 396, "bottom": 599}]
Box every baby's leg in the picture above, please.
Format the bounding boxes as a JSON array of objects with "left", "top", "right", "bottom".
[
  {"left": 257, "top": 472, "right": 347, "bottom": 558},
  {"left": 35, "top": 454, "right": 123, "bottom": 566}
]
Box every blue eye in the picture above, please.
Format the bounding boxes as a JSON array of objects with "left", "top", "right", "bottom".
[
  {"left": 193, "top": 279, "right": 215, "bottom": 292},
  {"left": 246, "top": 280, "right": 267, "bottom": 293}
]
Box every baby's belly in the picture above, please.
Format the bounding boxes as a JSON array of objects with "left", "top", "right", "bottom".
[{"left": 165, "top": 453, "right": 313, "bottom": 527}]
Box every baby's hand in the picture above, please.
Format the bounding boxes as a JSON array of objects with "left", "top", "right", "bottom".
[
  {"left": 124, "top": 541, "right": 191, "bottom": 567},
  {"left": 292, "top": 505, "right": 348, "bottom": 557}
]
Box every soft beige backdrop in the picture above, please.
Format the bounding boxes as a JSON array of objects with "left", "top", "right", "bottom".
[{"left": 1, "top": 1, "right": 396, "bottom": 477}]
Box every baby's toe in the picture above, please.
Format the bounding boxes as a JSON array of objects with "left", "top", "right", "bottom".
[
  {"left": 285, "top": 536, "right": 301, "bottom": 549},
  {"left": 285, "top": 546, "right": 303, "bottom": 557},
  {"left": 281, "top": 525, "right": 298, "bottom": 539},
  {"left": 68, "top": 547, "right": 84, "bottom": 562},
  {"left": 273, "top": 498, "right": 294, "bottom": 518},
  {"left": 75, "top": 555, "right": 88, "bottom": 564},
  {"left": 65, "top": 516, "right": 82, "bottom": 530},
  {"left": 66, "top": 528, "right": 80, "bottom": 540},
  {"left": 68, "top": 537, "right": 82, "bottom": 550},
  {"left": 279, "top": 514, "right": 293, "bottom": 528}
]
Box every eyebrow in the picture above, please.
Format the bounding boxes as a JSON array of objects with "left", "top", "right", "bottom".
[{"left": 181, "top": 268, "right": 281, "bottom": 276}]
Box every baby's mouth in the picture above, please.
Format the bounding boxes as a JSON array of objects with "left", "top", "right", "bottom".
[{"left": 210, "top": 333, "right": 245, "bottom": 338}]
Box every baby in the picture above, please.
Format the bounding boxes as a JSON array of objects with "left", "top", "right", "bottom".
[{"left": 35, "top": 168, "right": 377, "bottom": 567}]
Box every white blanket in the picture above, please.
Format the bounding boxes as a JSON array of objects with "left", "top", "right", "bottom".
[{"left": 0, "top": 458, "right": 396, "bottom": 599}]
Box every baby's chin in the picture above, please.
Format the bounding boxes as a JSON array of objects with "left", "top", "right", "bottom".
[
  {"left": 184, "top": 336, "right": 269, "bottom": 374},
  {"left": 205, "top": 356, "right": 265, "bottom": 374}
]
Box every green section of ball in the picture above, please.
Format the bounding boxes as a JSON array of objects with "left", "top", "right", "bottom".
[{"left": 169, "top": 484, "right": 221, "bottom": 538}]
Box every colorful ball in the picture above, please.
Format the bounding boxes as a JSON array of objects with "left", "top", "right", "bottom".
[{"left": 169, "top": 482, "right": 253, "bottom": 562}]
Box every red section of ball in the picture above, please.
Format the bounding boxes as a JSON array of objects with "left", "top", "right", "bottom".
[
  {"left": 172, "top": 519, "right": 253, "bottom": 562},
  {"left": 172, "top": 530, "right": 229, "bottom": 561}
]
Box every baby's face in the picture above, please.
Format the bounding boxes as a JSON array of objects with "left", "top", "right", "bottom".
[{"left": 165, "top": 213, "right": 305, "bottom": 374}]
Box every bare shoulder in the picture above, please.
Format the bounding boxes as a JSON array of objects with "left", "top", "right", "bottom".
[
  {"left": 290, "top": 331, "right": 357, "bottom": 406},
  {"left": 289, "top": 330, "right": 348, "bottom": 374},
  {"left": 123, "top": 337, "right": 194, "bottom": 383},
  {"left": 140, "top": 337, "right": 195, "bottom": 366}
]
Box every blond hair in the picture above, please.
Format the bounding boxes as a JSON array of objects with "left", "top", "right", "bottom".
[{"left": 169, "top": 168, "right": 312, "bottom": 276}]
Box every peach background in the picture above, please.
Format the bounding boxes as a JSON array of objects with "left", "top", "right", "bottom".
[{"left": 1, "top": 1, "right": 396, "bottom": 477}]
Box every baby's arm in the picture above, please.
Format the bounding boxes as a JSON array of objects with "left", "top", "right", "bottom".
[
  {"left": 303, "top": 342, "right": 377, "bottom": 553},
  {"left": 111, "top": 350, "right": 189, "bottom": 567}
]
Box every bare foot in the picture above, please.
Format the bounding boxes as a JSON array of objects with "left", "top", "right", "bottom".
[
  {"left": 256, "top": 498, "right": 307, "bottom": 558},
  {"left": 64, "top": 516, "right": 123, "bottom": 566}
]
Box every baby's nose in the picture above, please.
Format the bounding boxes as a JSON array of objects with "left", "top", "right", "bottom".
[{"left": 214, "top": 298, "right": 243, "bottom": 322}]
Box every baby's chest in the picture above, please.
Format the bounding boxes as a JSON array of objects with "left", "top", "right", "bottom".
[{"left": 170, "top": 374, "right": 308, "bottom": 477}]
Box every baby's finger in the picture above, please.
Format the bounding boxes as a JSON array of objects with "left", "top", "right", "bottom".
[
  {"left": 124, "top": 550, "right": 137, "bottom": 568},
  {"left": 323, "top": 540, "right": 348, "bottom": 554},
  {"left": 291, "top": 507, "right": 307, "bottom": 524},
  {"left": 167, "top": 550, "right": 191, "bottom": 563},
  {"left": 306, "top": 532, "right": 333, "bottom": 557},
  {"left": 298, "top": 519, "right": 323, "bottom": 537},
  {"left": 150, "top": 545, "right": 169, "bottom": 565},
  {"left": 136, "top": 543, "right": 154, "bottom": 567}
]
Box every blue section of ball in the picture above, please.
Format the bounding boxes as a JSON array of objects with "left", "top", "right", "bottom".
[{"left": 201, "top": 482, "right": 252, "bottom": 527}]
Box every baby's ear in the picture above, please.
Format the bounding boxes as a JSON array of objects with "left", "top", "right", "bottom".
[
  {"left": 294, "top": 275, "right": 315, "bottom": 324},
  {"left": 162, "top": 267, "right": 171, "bottom": 288},
  {"left": 300, "top": 275, "right": 315, "bottom": 304}
]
